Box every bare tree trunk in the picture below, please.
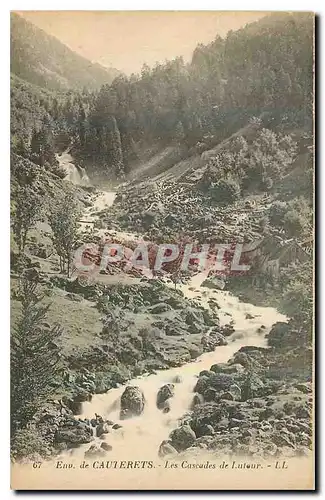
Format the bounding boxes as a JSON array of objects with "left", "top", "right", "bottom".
[{"left": 67, "top": 255, "right": 70, "bottom": 278}]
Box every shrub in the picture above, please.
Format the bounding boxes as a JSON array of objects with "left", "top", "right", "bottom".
[
  {"left": 269, "top": 197, "right": 312, "bottom": 237},
  {"left": 209, "top": 176, "right": 241, "bottom": 204},
  {"left": 269, "top": 201, "right": 287, "bottom": 227},
  {"left": 11, "top": 428, "right": 50, "bottom": 461}
]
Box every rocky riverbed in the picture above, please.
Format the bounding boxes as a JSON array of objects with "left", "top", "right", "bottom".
[{"left": 11, "top": 160, "right": 312, "bottom": 465}]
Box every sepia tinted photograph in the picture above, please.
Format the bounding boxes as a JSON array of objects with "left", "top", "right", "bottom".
[{"left": 10, "top": 10, "right": 314, "bottom": 490}]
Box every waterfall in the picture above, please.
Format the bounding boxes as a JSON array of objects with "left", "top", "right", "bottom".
[
  {"left": 56, "top": 151, "right": 90, "bottom": 187},
  {"left": 53, "top": 170, "right": 287, "bottom": 461}
]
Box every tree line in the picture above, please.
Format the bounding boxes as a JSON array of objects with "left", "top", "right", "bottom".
[{"left": 11, "top": 12, "right": 313, "bottom": 180}]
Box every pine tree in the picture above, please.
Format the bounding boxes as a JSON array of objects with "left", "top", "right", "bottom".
[
  {"left": 12, "top": 185, "right": 43, "bottom": 253},
  {"left": 77, "top": 102, "right": 87, "bottom": 147},
  {"left": 15, "top": 136, "right": 30, "bottom": 158},
  {"left": 107, "top": 116, "right": 124, "bottom": 178},
  {"left": 30, "top": 126, "right": 55, "bottom": 167},
  {"left": 11, "top": 273, "right": 62, "bottom": 433},
  {"left": 48, "top": 190, "right": 81, "bottom": 276}
]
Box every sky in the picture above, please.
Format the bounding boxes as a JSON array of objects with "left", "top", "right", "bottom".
[{"left": 17, "top": 11, "right": 267, "bottom": 75}]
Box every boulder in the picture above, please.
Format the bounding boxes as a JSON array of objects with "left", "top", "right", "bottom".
[
  {"left": 294, "top": 383, "right": 312, "bottom": 394},
  {"left": 232, "top": 352, "right": 250, "bottom": 368},
  {"left": 201, "top": 277, "right": 225, "bottom": 290},
  {"left": 187, "top": 321, "right": 203, "bottom": 334},
  {"left": 100, "top": 442, "right": 113, "bottom": 452},
  {"left": 186, "top": 310, "right": 204, "bottom": 326},
  {"left": 162, "top": 401, "right": 171, "bottom": 413},
  {"left": 84, "top": 444, "right": 106, "bottom": 458},
  {"left": 55, "top": 422, "right": 93, "bottom": 448},
  {"left": 220, "top": 324, "right": 235, "bottom": 337},
  {"left": 203, "top": 388, "right": 218, "bottom": 402},
  {"left": 228, "top": 384, "right": 242, "bottom": 401},
  {"left": 241, "top": 374, "right": 265, "bottom": 401},
  {"left": 210, "top": 363, "right": 244, "bottom": 375},
  {"left": 66, "top": 293, "right": 83, "bottom": 302},
  {"left": 206, "top": 373, "right": 236, "bottom": 392},
  {"left": 199, "top": 370, "right": 214, "bottom": 378},
  {"left": 190, "top": 402, "right": 226, "bottom": 436},
  {"left": 191, "top": 393, "right": 204, "bottom": 408},
  {"left": 96, "top": 422, "right": 110, "bottom": 437},
  {"left": 267, "top": 322, "right": 292, "bottom": 348},
  {"left": 220, "top": 391, "right": 235, "bottom": 401},
  {"left": 193, "top": 375, "right": 210, "bottom": 394},
  {"left": 158, "top": 440, "right": 178, "bottom": 458},
  {"left": 66, "top": 400, "right": 83, "bottom": 415},
  {"left": 149, "top": 303, "right": 173, "bottom": 314},
  {"left": 73, "top": 389, "right": 92, "bottom": 403},
  {"left": 211, "top": 332, "right": 228, "bottom": 346},
  {"left": 169, "top": 425, "right": 196, "bottom": 452},
  {"left": 194, "top": 423, "right": 215, "bottom": 438},
  {"left": 120, "top": 386, "right": 145, "bottom": 420},
  {"left": 202, "top": 309, "right": 220, "bottom": 327}
]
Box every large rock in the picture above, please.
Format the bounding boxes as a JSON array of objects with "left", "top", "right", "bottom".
[
  {"left": 55, "top": 421, "right": 93, "bottom": 448},
  {"left": 191, "top": 393, "right": 204, "bottom": 408},
  {"left": 267, "top": 322, "right": 295, "bottom": 348},
  {"left": 158, "top": 440, "right": 177, "bottom": 458},
  {"left": 96, "top": 421, "right": 110, "bottom": 438},
  {"left": 210, "top": 363, "right": 245, "bottom": 375},
  {"left": 241, "top": 374, "right": 265, "bottom": 401},
  {"left": 231, "top": 352, "right": 250, "bottom": 368},
  {"left": 120, "top": 386, "right": 145, "bottom": 420},
  {"left": 186, "top": 310, "right": 204, "bottom": 326},
  {"left": 101, "top": 442, "right": 113, "bottom": 452},
  {"left": 202, "top": 332, "right": 227, "bottom": 352},
  {"left": 203, "top": 387, "right": 218, "bottom": 402},
  {"left": 190, "top": 402, "right": 226, "bottom": 436},
  {"left": 197, "top": 373, "right": 236, "bottom": 394},
  {"left": 149, "top": 303, "right": 173, "bottom": 314},
  {"left": 220, "top": 323, "right": 236, "bottom": 337},
  {"left": 66, "top": 293, "right": 83, "bottom": 302},
  {"left": 169, "top": 424, "right": 196, "bottom": 452},
  {"left": 84, "top": 444, "right": 106, "bottom": 458},
  {"left": 65, "top": 400, "right": 83, "bottom": 415},
  {"left": 193, "top": 375, "right": 210, "bottom": 394},
  {"left": 156, "top": 384, "right": 175, "bottom": 410},
  {"left": 201, "top": 277, "right": 225, "bottom": 290}
]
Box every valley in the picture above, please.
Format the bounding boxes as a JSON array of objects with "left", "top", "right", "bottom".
[{"left": 10, "top": 10, "right": 313, "bottom": 479}]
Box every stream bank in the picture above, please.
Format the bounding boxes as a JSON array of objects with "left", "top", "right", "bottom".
[{"left": 12, "top": 155, "right": 312, "bottom": 466}]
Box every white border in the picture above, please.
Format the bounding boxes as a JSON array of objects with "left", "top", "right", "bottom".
[{"left": 1, "top": 1, "right": 323, "bottom": 498}]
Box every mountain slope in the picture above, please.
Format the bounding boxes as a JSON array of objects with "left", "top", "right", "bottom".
[{"left": 11, "top": 13, "right": 120, "bottom": 91}]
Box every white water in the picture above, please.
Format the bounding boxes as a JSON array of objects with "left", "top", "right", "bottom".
[
  {"left": 57, "top": 151, "right": 90, "bottom": 186},
  {"left": 68, "top": 274, "right": 286, "bottom": 460},
  {"left": 59, "top": 152, "right": 287, "bottom": 460}
]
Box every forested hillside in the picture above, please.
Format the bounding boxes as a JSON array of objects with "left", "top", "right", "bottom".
[
  {"left": 11, "top": 12, "right": 313, "bottom": 181},
  {"left": 11, "top": 13, "right": 120, "bottom": 91}
]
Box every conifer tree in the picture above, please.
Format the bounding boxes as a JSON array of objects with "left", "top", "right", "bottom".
[
  {"left": 12, "top": 185, "right": 43, "bottom": 253},
  {"left": 107, "top": 116, "right": 124, "bottom": 178},
  {"left": 11, "top": 273, "right": 62, "bottom": 433},
  {"left": 48, "top": 190, "right": 81, "bottom": 276}
]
